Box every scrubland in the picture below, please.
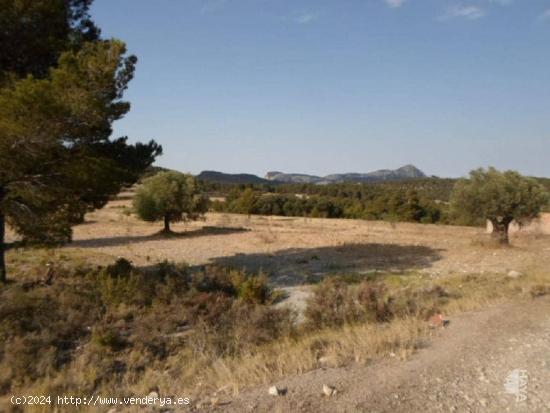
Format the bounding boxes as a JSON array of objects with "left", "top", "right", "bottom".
[{"left": 2, "top": 195, "right": 549, "bottom": 412}]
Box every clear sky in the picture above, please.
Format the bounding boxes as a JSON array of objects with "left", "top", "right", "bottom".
[{"left": 91, "top": 0, "right": 550, "bottom": 178}]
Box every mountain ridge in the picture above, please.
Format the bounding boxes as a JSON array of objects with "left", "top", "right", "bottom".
[
  {"left": 265, "top": 165, "right": 426, "bottom": 184},
  {"left": 198, "top": 165, "right": 426, "bottom": 185},
  {"left": 197, "top": 170, "right": 270, "bottom": 185}
]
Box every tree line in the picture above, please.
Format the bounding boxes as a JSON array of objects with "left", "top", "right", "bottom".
[
  {"left": 211, "top": 187, "right": 444, "bottom": 223},
  {"left": 131, "top": 168, "right": 548, "bottom": 246},
  {"left": 202, "top": 175, "right": 550, "bottom": 239}
]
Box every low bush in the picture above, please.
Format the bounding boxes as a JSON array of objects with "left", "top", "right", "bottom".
[
  {"left": 97, "top": 260, "right": 190, "bottom": 307},
  {"left": 191, "top": 266, "right": 276, "bottom": 304},
  {"left": 530, "top": 284, "right": 550, "bottom": 298},
  {"left": 304, "top": 278, "right": 358, "bottom": 328},
  {"left": 305, "top": 278, "right": 453, "bottom": 329},
  {"left": 2, "top": 252, "right": 548, "bottom": 411},
  {"left": 390, "top": 285, "right": 452, "bottom": 319},
  {"left": 356, "top": 282, "right": 393, "bottom": 322},
  {"left": 91, "top": 327, "right": 128, "bottom": 352},
  {"left": 0, "top": 284, "right": 99, "bottom": 392},
  {"left": 0, "top": 258, "right": 293, "bottom": 407}
]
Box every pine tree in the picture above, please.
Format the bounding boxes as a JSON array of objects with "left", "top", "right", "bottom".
[{"left": 0, "top": 1, "right": 162, "bottom": 282}]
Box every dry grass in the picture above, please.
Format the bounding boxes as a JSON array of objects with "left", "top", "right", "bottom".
[
  {"left": 7, "top": 197, "right": 549, "bottom": 279},
  {"left": 2, "top": 197, "right": 550, "bottom": 411},
  {"left": 2, "top": 266, "right": 549, "bottom": 412},
  {"left": 181, "top": 317, "right": 425, "bottom": 398},
  {"left": 167, "top": 269, "right": 550, "bottom": 399}
]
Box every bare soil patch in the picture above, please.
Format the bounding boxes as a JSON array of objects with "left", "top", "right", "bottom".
[{"left": 7, "top": 198, "right": 548, "bottom": 281}]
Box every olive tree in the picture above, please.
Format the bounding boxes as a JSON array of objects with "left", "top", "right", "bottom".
[
  {"left": 133, "top": 172, "right": 208, "bottom": 233},
  {"left": 450, "top": 167, "right": 549, "bottom": 244}
]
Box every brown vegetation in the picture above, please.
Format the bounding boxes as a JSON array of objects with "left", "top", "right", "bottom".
[{"left": 1, "top": 198, "right": 549, "bottom": 411}]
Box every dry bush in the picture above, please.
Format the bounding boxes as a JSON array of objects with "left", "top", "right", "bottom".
[
  {"left": 390, "top": 285, "right": 453, "bottom": 319},
  {"left": 2, "top": 252, "right": 549, "bottom": 411},
  {"left": 0, "top": 258, "right": 295, "bottom": 411},
  {"left": 0, "top": 281, "right": 101, "bottom": 394},
  {"left": 194, "top": 270, "right": 550, "bottom": 398},
  {"left": 255, "top": 228, "right": 277, "bottom": 244},
  {"left": 469, "top": 234, "right": 510, "bottom": 249},
  {"left": 98, "top": 260, "right": 190, "bottom": 307},
  {"left": 529, "top": 284, "right": 550, "bottom": 298},
  {"left": 304, "top": 278, "right": 358, "bottom": 328},
  {"left": 304, "top": 278, "right": 394, "bottom": 329}
]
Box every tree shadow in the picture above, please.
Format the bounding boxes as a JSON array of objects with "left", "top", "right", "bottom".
[
  {"left": 208, "top": 243, "right": 444, "bottom": 287},
  {"left": 69, "top": 226, "right": 249, "bottom": 249}
]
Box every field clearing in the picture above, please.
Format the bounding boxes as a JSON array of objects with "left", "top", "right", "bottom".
[{"left": 7, "top": 196, "right": 550, "bottom": 286}]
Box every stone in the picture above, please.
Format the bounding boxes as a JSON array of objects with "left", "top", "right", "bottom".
[
  {"left": 318, "top": 356, "right": 330, "bottom": 364},
  {"left": 322, "top": 384, "right": 337, "bottom": 397},
  {"left": 268, "top": 386, "right": 286, "bottom": 396},
  {"left": 428, "top": 313, "right": 449, "bottom": 328},
  {"left": 507, "top": 270, "right": 523, "bottom": 278}
]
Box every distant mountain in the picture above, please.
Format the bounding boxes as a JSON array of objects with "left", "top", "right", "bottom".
[
  {"left": 333, "top": 165, "right": 427, "bottom": 182},
  {"left": 197, "top": 170, "right": 270, "bottom": 185},
  {"left": 198, "top": 165, "right": 426, "bottom": 185},
  {"left": 265, "top": 165, "right": 426, "bottom": 184},
  {"left": 265, "top": 171, "right": 321, "bottom": 184}
]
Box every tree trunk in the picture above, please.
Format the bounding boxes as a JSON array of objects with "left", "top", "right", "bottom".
[
  {"left": 0, "top": 213, "right": 5, "bottom": 283},
  {"left": 491, "top": 218, "right": 510, "bottom": 245},
  {"left": 163, "top": 215, "right": 170, "bottom": 233},
  {"left": 0, "top": 187, "right": 5, "bottom": 283}
]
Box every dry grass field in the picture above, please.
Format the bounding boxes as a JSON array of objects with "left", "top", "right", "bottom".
[
  {"left": 7, "top": 193, "right": 549, "bottom": 287},
  {"left": 3, "top": 194, "right": 550, "bottom": 412},
  {"left": 6, "top": 193, "right": 550, "bottom": 323}
]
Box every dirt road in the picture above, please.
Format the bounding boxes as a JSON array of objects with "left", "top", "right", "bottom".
[{"left": 207, "top": 297, "right": 550, "bottom": 413}]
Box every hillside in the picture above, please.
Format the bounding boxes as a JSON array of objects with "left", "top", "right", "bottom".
[
  {"left": 265, "top": 165, "right": 426, "bottom": 184},
  {"left": 197, "top": 165, "right": 427, "bottom": 185},
  {"left": 197, "top": 170, "right": 271, "bottom": 185}
]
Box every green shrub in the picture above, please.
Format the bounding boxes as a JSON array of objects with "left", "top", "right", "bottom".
[
  {"left": 191, "top": 266, "right": 277, "bottom": 304},
  {"left": 98, "top": 260, "right": 190, "bottom": 308},
  {"left": 91, "top": 328, "right": 127, "bottom": 352},
  {"left": 106, "top": 257, "right": 133, "bottom": 278},
  {"left": 233, "top": 274, "right": 272, "bottom": 304},
  {"left": 191, "top": 266, "right": 236, "bottom": 296},
  {"left": 97, "top": 270, "right": 144, "bottom": 307}
]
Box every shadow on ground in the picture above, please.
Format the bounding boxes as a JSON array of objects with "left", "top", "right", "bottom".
[
  {"left": 208, "top": 243, "right": 444, "bottom": 287},
  {"left": 69, "top": 226, "right": 249, "bottom": 248}
]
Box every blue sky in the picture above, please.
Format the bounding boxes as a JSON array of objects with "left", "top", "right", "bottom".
[{"left": 91, "top": 0, "right": 550, "bottom": 178}]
